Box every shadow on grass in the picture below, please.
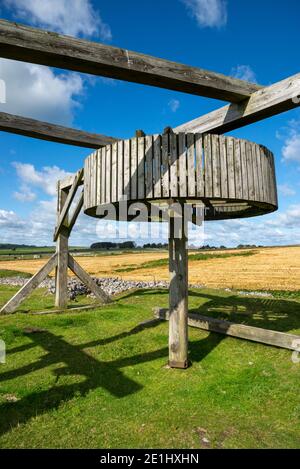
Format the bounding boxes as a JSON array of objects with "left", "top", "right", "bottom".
[
  {"left": 0, "top": 319, "right": 222, "bottom": 437},
  {"left": 1, "top": 288, "right": 300, "bottom": 438}
]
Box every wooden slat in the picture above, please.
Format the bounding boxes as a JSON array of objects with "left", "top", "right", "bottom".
[
  {"left": 111, "top": 142, "right": 117, "bottom": 203},
  {"left": 270, "top": 149, "right": 278, "bottom": 206},
  {"left": 0, "top": 254, "right": 58, "bottom": 314},
  {"left": 246, "top": 141, "right": 255, "bottom": 200},
  {"left": 211, "top": 134, "right": 221, "bottom": 197},
  {"left": 0, "top": 111, "right": 118, "bottom": 148},
  {"left": 137, "top": 137, "right": 145, "bottom": 199},
  {"left": 154, "top": 308, "right": 300, "bottom": 352},
  {"left": 170, "top": 133, "right": 178, "bottom": 197},
  {"left": 130, "top": 138, "right": 137, "bottom": 199},
  {"left": 68, "top": 255, "right": 110, "bottom": 304},
  {"left": 251, "top": 142, "right": 259, "bottom": 200},
  {"left": 105, "top": 144, "right": 111, "bottom": 203},
  {"left": 234, "top": 138, "right": 243, "bottom": 199},
  {"left": 204, "top": 134, "right": 213, "bottom": 198},
  {"left": 123, "top": 139, "right": 130, "bottom": 199},
  {"left": 101, "top": 146, "right": 106, "bottom": 204},
  {"left": 175, "top": 73, "right": 300, "bottom": 134},
  {"left": 145, "top": 135, "right": 153, "bottom": 198},
  {"left": 178, "top": 133, "right": 187, "bottom": 197},
  {"left": 227, "top": 137, "right": 235, "bottom": 199},
  {"left": 0, "top": 19, "right": 261, "bottom": 102},
  {"left": 153, "top": 135, "right": 162, "bottom": 198},
  {"left": 187, "top": 133, "right": 195, "bottom": 197},
  {"left": 219, "top": 135, "right": 228, "bottom": 198},
  {"left": 117, "top": 140, "right": 124, "bottom": 201},
  {"left": 240, "top": 140, "right": 249, "bottom": 200},
  {"left": 195, "top": 133, "right": 204, "bottom": 197},
  {"left": 96, "top": 150, "right": 101, "bottom": 205},
  {"left": 161, "top": 134, "right": 169, "bottom": 197}
]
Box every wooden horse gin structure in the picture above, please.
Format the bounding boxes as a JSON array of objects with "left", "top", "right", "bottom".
[{"left": 0, "top": 19, "right": 299, "bottom": 368}]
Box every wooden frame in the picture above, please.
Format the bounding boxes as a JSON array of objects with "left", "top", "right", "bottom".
[{"left": 0, "top": 18, "right": 299, "bottom": 368}]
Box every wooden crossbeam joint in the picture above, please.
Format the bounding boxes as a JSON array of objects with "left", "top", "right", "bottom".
[{"left": 53, "top": 169, "right": 84, "bottom": 241}]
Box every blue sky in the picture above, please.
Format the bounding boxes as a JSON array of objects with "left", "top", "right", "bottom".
[{"left": 0, "top": 0, "right": 300, "bottom": 247}]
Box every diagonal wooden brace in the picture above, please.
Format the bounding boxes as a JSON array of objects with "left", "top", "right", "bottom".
[
  {"left": 0, "top": 254, "right": 58, "bottom": 314},
  {"left": 53, "top": 168, "right": 84, "bottom": 242},
  {"left": 68, "top": 255, "right": 110, "bottom": 303}
]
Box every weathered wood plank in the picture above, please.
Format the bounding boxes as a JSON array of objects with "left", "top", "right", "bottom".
[
  {"left": 68, "top": 255, "right": 110, "bottom": 303},
  {"left": 145, "top": 135, "right": 153, "bottom": 199},
  {"left": 234, "top": 138, "right": 243, "bottom": 200},
  {"left": 123, "top": 139, "right": 130, "bottom": 199},
  {"left": 105, "top": 144, "right": 111, "bottom": 204},
  {"left": 154, "top": 308, "right": 300, "bottom": 352},
  {"left": 219, "top": 135, "right": 228, "bottom": 198},
  {"left": 204, "top": 134, "right": 213, "bottom": 198},
  {"left": 53, "top": 168, "right": 84, "bottom": 241},
  {"left": 187, "top": 133, "right": 195, "bottom": 197},
  {"left": 240, "top": 139, "right": 249, "bottom": 200},
  {"left": 178, "top": 133, "right": 187, "bottom": 197},
  {"left": 168, "top": 214, "right": 189, "bottom": 368},
  {"left": 153, "top": 135, "right": 161, "bottom": 198},
  {"left": 170, "top": 133, "right": 178, "bottom": 197},
  {"left": 227, "top": 137, "right": 235, "bottom": 199},
  {"left": 0, "top": 19, "right": 261, "bottom": 102},
  {"left": 117, "top": 140, "right": 124, "bottom": 201},
  {"left": 161, "top": 134, "right": 170, "bottom": 197},
  {"left": 195, "top": 133, "right": 204, "bottom": 197},
  {"left": 137, "top": 137, "right": 145, "bottom": 199},
  {"left": 130, "top": 138, "right": 137, "bottom": 199},
  {"left": 0, "top": 111, "right": 118, "bottom": 148},
  {"left": 175, "top": 73, "right": 300, "bottom": 134},
  {"left": 68, "top": 190, "right": 84, "bottom": 233},
  {"left": 111, "top": 142, "right": 117, "bottom": 203},
  {"left": 0, "top": 254, "right": 57, "bottom": 314},
  {"left": 246, "top": 141, "right": 255, "bottom": 200},
  {"left": 211, "top": 134, "right": 221, "bottom": 198},
  {"left": 101, "top": 147, "right": 106, "bottom": 204},
  {"left": 55, "top": 184, "right": 69, "bottom": 309}
]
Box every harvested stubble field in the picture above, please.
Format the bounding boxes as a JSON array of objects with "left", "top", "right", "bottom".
[{"left": 0, "top": 246, "right": 300, "bottom": 291}]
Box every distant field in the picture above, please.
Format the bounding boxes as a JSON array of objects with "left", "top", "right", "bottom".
[{"left": 1, "top": 246, "right": 300, "bottom": 291}]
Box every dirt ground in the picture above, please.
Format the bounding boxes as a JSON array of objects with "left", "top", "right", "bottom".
[{"left": 1, "top": 246, "right": 300, "bottom": 291}]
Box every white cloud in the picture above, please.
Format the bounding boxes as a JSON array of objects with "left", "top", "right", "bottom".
[
  {"left": 278, "top": 120, "right": 300, "bottom": 164},
  {"left": 168, "top": 99, "right": 180, "bottom": 113},
  {"left": 0, "top": 59, "right": 84, "bottom": 124},
  {"left": 14, "top": 184, "right": 37, "bottom": 202},
  {"left": 12, "top": 162, "right": 72, "bottom": 197},
  {"left": 231, "top": 65, "right": 257, "bottom": 83},
  {"left": 278, "top": 184, "right": 296, "bottom": 197},
  {"left": 4, "top": 0, "right": 112, "bottom": 40},
  {"left": 182, "top": 0, "right": 227, "bottom": 28}
]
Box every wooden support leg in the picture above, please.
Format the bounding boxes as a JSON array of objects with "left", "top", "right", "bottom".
[
  {"left": 168, "top": 211, "right": 189, "bottom": 369},
  {"left": 55, "top": 183, "right": 69, "bottom": 309}
]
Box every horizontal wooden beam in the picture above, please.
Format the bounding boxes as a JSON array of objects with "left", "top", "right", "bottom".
[
  {"left": 154, "top": 308, "right": 300, "bottom": 352},
  {"left": 0, "top": 19, "right": 261, "bottom": 102},
  {"left": 175, "top": 73, "right": 300, "bottom": 134},
  {"left": 0, "top": 111, "right": 118, "bottom": 148}
]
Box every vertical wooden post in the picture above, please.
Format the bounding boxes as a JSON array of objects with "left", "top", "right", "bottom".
[
  {"left": 168, "top": 205, "right": 189, "bottom": 368},
  {"left": 55, "top": 181, "right": 69, "bottom": 308}
]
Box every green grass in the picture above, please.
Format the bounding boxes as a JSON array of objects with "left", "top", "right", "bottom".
[
  {"left": 0, "top": 284, "right": 299, "bottom": 449},
  {"left": 0, "top": 269, "right": 32, "bottom": 279},
  {"left": 116, "top": 250, "right": 256, "bottom": 273}
]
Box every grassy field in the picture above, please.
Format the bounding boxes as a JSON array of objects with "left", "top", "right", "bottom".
[
  {"left": 0, "top": 283, "right": 299, "bottom": 448},
  {"left": 1, "top": 245, "right": 300, "bottom": 291}
]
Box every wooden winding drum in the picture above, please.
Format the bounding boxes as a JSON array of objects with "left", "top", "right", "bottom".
[{"left": 83, "top": 133, "right": 278, "bottom": 221}]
